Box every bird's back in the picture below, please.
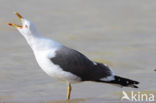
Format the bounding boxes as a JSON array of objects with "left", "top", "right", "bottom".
[{"left": 50, "top": 46, "right": 113, "bottom": 81}]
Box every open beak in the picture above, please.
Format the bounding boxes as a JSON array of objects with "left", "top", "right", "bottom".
[{"left": 8, "top": 12, "right": 23, "bottom": 29}]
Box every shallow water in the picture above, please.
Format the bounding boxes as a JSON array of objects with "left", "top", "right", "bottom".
[{"left": 0, "top": 0, "right": 156, "bottom": 103}]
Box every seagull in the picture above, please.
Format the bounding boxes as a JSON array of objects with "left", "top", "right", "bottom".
[{"left": 8, "top": 12, "right": 139, "bottom": 100}]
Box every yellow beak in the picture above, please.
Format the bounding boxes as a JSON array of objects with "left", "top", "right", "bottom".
[{"left": 8, "top": 12, "right": 23, "bottom": 29}]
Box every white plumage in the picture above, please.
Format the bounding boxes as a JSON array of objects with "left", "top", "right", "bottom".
[
  {"left": 18, "top": 19, "right": 82, "bottom": 83},
  {"left": 8, "top": 12, "right": 139, "bottom": 100}
]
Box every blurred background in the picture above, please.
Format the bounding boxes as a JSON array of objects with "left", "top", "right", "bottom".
[{"left": 0, "top": 0, "right": 156, "bottom": 103}]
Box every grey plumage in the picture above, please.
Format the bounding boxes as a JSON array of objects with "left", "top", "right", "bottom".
[
  {"left": 9, "top": 12, "right": 139, "bottom": 100},
  {"left": 50, "top": 46, "right": 113, "bottom": 81}
]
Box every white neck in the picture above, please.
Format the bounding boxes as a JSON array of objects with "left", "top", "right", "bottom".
[
  {"left": 23, "top": 31, "right": 40, "bottom": 47},
  {"left": 22, "top": 31, "right": 62, "bottom": 52}
]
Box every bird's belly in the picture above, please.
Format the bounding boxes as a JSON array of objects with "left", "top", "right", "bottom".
[{"left": 35, "top": 56, "right": 81, "bottom": 83}]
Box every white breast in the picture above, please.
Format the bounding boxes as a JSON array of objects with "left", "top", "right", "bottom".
[
  {"left": 29, "top": 37, "right": 81, "bottom": 83},
  {"left": 34, "top": 49, "right": 81, "bottom": 83}
]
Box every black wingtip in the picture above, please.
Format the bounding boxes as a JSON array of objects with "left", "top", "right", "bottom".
[
  {"left": 133, "top": 81, "right": 139, "bottom": 84},
  {"left": 112, "top": 76, "right": 140, "bottom": 88},
  {"left": 132, "top": 85, "right": 139, "bottom": 88}
]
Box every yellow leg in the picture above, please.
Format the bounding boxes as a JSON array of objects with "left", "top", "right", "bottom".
[{"left": 66, "top": 83, "right": 72, "bottom": 100}]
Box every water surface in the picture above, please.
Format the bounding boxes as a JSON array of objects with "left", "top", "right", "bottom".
[{"left": 0, "top": 0, "right": 156, "bottom": 103}]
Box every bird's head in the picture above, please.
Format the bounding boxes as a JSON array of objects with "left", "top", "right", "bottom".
[{"left": 8, "top": 12, "right": 37, "bottom": 37}]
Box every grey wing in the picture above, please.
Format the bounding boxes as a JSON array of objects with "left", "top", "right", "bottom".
[{"left": 50, "top": 46, "right": 113, "bottom": 81}]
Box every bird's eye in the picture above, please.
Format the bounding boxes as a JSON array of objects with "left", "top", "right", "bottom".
[{"left": 25, "top": 25, "right": 28, "bottom": 28}]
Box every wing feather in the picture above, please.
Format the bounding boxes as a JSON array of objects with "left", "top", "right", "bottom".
[{"left": 50, "top": 47, "right": 113, "bottom": 81}]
